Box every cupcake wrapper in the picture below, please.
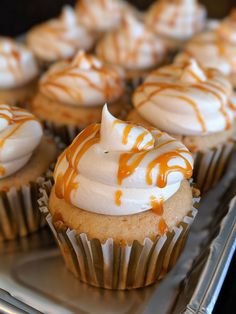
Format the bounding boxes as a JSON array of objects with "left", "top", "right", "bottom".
[
  {"left": 38, "top": 181, "right": 198, "bottom": 290},
  {"left": 193, "top": 140, "right": 235, "bottom": 193},
  {"left": 0, "top": 178, "right": 49, "bottom": 241},
  {"left": 44, "top": 120, "right": 81, "bottom": 145}
]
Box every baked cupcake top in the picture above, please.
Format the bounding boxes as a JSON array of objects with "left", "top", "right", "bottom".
[
  {"left": 0, "top": 104, "right": 42, "bottom": 178},
  {"left": 76, "top": 0, "right": 135, "bottom": 32},
  {"left": 54, "top": 105, "right": 193, "bottom": 215},
  {"left": 0, "top": 37, "right": 38, "bottom": 89},
  {"left": 39, "top": 51, "right": 124, "bottom": 107},
  {"left": 27, "top": 6, "right": 95, "bottom": 63},
  {"left": 145, "top": 0, "right": 206, "bottom": 42},
  {"left": 175, "top": 11, "right": 236, "bottom": 76},
  {"left": 96, "top": 15, "right": 167, "bottom": 71},
  {"left": 133, "top": 59, "right": 234, "bottom": 136}
]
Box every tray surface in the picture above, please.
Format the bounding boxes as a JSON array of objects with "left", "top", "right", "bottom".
[{"left": 0, "top": 156, "right": 235, "bottom": 314}]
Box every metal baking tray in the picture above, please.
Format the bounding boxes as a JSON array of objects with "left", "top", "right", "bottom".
[{"left": 0, "top": 156, "right": 235, "bottom": 314}]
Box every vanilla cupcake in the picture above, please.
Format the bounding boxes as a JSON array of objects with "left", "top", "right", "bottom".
[
  {"left": 130, "top": 59, "right": 235, "bottom": 192},
  {"left": 30, "top": 51, "right": 128, "bottom": 143},
  {"left": 0, "top": 104, "right": 58, "bottom": 240},
  {"left": 39, "top": 105, "right": 198, "bottom": 290},
  {"left": 175, "top": 10, "right": 236, "bottom": 88},
  {"left": 26, "top": 6, "right": 96, "bottom": 68},
  {"left": 96, "top": 14, "right": 168, "bottom": 87},
  {"left": 75, "top": 0, "right": 138, "bottom": 34},
  {"left": 145, "top": 0, "right": 206, "bottom": 50},
  {"left": 0, "top": 37, "right": 39, "bottom": 105}
]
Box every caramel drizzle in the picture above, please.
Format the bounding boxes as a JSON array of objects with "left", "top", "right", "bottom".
[
  {"left": 0, "top": 43, "right": 22, "bottom": 79},
  {"left": 115, "top": 190, "right": 122, "bottom": 206},
  {"left": 55, "top": 124, "right": 100, "bottom": 201},
  {"left": 0, "top": 166, "right": 5, "bottom": 176},
  {"left": 159, "top": 218, "right": 168, "bottom": 235},
  {"left": 136, "top": 69, "right": 232, "bottom": 132},
  {"left": 117, "top": 140, "right": 192, "bottom": 188},
  {"left": 41, "top": 58, "right": 122, "bottom": 103},
  {"left": 150, "top": 196, "right": 163, "bottom": 215}
]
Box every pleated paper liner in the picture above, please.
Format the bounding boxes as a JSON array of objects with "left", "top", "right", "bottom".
[
  {"left": 0, "top": 134, "right": 63, "bottom": 242},
  {"left": 193, "top": 140, "right": 235, "bottom": 193},
  {"left": 38, "top": 181, "right": 198, "bottom": 290}
]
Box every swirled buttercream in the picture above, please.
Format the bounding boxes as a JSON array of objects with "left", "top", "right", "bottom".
[
  {"left": 76, "top": 0, "right": 135, "bottom": 32},
  {"left": 96, "top": 14, "right": 167, "bottom": 71},
  {"left": 133, "top": 59, "right": 234, "bottom": 136},
  {"left": 145, "top": 0, "right": 206, "bottom": 41},
  {"left": 39, "top": 51, "right": 124, "bottom": 106},
  {"left": 0, "top": 37, "right": 38, "bottom": 89},
  {"left": 0, "top": 104, "right": 43, "bottom": 178},
  {"left": 175, "top": 11, "right": 236, "bottom": 76},
  {"left": 27, "top": 6, "right": 95, "bottom": 62},
  {"left": 54, "top": 105, "right": 193, "bottom": 215}
]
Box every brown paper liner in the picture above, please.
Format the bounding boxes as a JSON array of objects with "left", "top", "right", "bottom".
[
  {"left": 193, "top": 140, "right": 235, "bottom": 193},
  {"left": 38, "top": 181, "right": 198, "bottom": 290}
]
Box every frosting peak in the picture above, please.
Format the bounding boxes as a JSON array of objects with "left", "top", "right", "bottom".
[
  {"left": 54, "top": 106, "right": 193, "bottom": 215},
  {"left": 40, "top": 51, "right": 124, "bottom": 107},
  {"left": 145, "top": 0, "right": 206, "bottom": 42},
  {"left": 0, "top": 37, "right": 38, "bottom": 89},
  {"left": 76, "top": 0, "right": 135, "bottom": 32},
  {"left": 133, "top": 60, "right": 234, "bottom": 136},
  {"left": 100, "top": 104, "right": 154, "bottom": 152},
  {"left": 180, "top": 59, "right": 207, "bottom": 83},
  {"left": 96, "top": 15, "right": 167, "bottom": 70},
  {"left": 0, "top": 105, "right": 43, "bottom": 178},
  {"left": 27, "top": 6, "right": 95, "bottom": 62}
]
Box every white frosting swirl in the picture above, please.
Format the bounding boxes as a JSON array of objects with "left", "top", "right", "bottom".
[
  {"left": 76, "top": 0, "right": 135, "bottom": 32},
  {"left": 54, "top": 105, "right": 193, "bottom": 215},
  {"left": 145, "top": 0, "right": 206, "bottom": 41},
  {"left": 0, "top": 104, "right": 43, "bottom": 178},
  {"left": 96, "top": 15, "right": 167, "bottom": 71},
  {"left": 27, "top": 6, "right": 95, "bottom": 62},
  {"left": 175, "top": 31, "right": 236, "bottom": 76},
  {"left": 39, "top": 51, "right": 124, "bottom": 107},
  {"left": 0, "top": 37, "right": 38, "bottom": 89},
  {"left": 133, "top": 59, "right": 234, "bottom": 136}
]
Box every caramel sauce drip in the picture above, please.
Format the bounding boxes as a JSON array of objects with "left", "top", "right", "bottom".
[
  {"left": 150, "top": 196, "right": 163, "bottom": 215},
  {"left": 122, "top": 124, "right": 133, "bottom": 145},
  {"left": 55, "top": 124, "right": 100, "bottom": 201},
  {"left": 115, "top": 190, "right": 122, "bottom": 206},
  {"left": 228, "top": 101, "right": 236, "bottom": 113},
  {"left": 41, "top": 56, "right": 122, "bottom": 104},
  {"left": 159, "top": 218, "right": 168, "bottom": 235},
  {"left": 117, "top": 134, "right": 192, "bottom": 187},
  {"left": 146, "top": 150, "right": 192, "bottom": 188},
  {"left": 0, "top": 166, "right": 5, "bottom": 176}
]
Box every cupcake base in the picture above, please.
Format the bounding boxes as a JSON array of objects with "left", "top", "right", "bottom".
[
  {"left": 38, "top": 181, "right": 198, "bottom": 290},
  {"left": 31, "top": 93, "right": 130, "bottom": 144},
  {"left": 0, "top": 79, "right": 38, "bottom": 106},
  {"left": 0, "top": 136, "right": 58, "bottom": 241}
]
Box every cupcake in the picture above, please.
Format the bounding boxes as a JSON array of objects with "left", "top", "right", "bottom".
[
  {"left": 30, "top": 50, "right": 128, "bottom": 144},
  {"left": 0, "top": 104, "right": 58, "bottom": 241},
  {"left": 38, "top": 105, "right": 197, "bottom": 290},
  {"left": 26, "top": 6, "right": 96, "bottom": 68},
  {"left": 75, "top": 0, "right": 138, "bottom": 34},
  {"left": 131, "top": 59, "right": 235, "bottom": 192},
  {"left": 0, "top": 37, "right": 39, "bottom": 105},
  {"left": 145, "top": 0, "right": 206, "bottom": 50},
  {"left": 96, "top": 14, "right": 168, "bottom": 87},
  {"left": 175, "top": 10, "right": 236, "bottom": 88}
]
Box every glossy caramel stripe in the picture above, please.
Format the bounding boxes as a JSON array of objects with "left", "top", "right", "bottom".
[
  {"left": 55, "top": 124, "right": 100, "bottom": 200},
  {"left": 192, "top": 84, "right": 232, "bottom": 129},
  {"left": 115, "top": 190, "right": 122, "bottom": 206},
  {"left": 146, "top": 150, "right": 192, "bottom": 188},
  {"left": 150, "top": 196, "right": 163, "bottom": 215}
]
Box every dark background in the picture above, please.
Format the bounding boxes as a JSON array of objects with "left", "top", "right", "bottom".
[
  {"left": 0, "top": 0, "right": 236, "bottom": 36},
  {"left": 0, "top": 0, "right": 235, "bottom": 313}
]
